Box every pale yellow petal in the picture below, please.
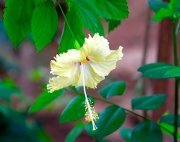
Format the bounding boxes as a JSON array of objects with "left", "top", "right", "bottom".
[
  {"left": 81, "top": 33, "right": 111, "bottom": 61},
  {"left": 47, "top": 76, "right": 71, "bottom": 93},
  {"left": 89, "top": 46, "right": 123, "bottom": 76},
  {"left": 50, "top": 49, "right": 81, "bottom": 79},
  {"left": 75, "top": 64, "right": 104, "bottom": 89}
]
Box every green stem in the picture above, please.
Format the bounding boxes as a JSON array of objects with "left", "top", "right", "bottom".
[
  {"left": 173, "top": 19, "right": 179, "bottom": 142},
  {"left": 56, "top": 1, "right": 77, "bottom": 46},
  {"left": 70, "top": 87, "right": 148, "bottom": 120},
  {"left": 68, "top": 87, "right": 173, "bottom": 134},
  {"left": 93, "top": 96, "right": 148, "bottom": 120},
  {"left": 141, "top": 9, "right": 151, "bottom": 119}
]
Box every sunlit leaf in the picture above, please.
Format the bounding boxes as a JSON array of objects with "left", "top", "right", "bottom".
[
  {"left": 58, "top": 4, "right": 84, "bottom": 53},
  {"left": 59, "top": 0, "right": 129, "bottom": 52},
  {"left": 94, "top": 0, "right": 129, "bottom": 20},
  {"left": 59, "top": 95, "right": 94, "bottom": 123},
  {"left": 34, "top": 0, "right": 48, "bottom": 5},
  {"left": 74, "top": 0, "right": 104, "bottom": 35},
  {"left": 3, "top": 0, "right": 34, "bottom": 47},
  {"left": 153, "top": 8, "right": 173, "bottom": 21},
  {"left": 152, "top": 0, "right": 180, "bottom": 22},
  {"left": 32, "top": 0, "right": 58, "bottom": 51},
  {"left": 160, "top": 114, "right": 180, "bottom": 127},
  {"left": 163, "top": 67, "right": 180, "bottom": 78},
  {"left": 29, "top": 89, "right": 64, "bottom": 113},
  {"left": 159, "top": 122, "right": 180, "bottom": 138}
]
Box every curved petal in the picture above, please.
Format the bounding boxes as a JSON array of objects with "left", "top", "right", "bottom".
[
  {"left": 89, "top": 46, "right": 123, "bottom": 76},
  {"left": 81, "top": 34, "right": 111, "bottom": 62},
  {"left": 75, "top": 64, "right": 104, "bottom": 89},
  {"left": 47, "top": 76, "right": 71, "bottom": 93},
  {"left": 50, "top": 49, "right": 81, "bottom": 79}
]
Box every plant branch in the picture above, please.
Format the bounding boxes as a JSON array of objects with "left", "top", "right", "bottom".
[
  {"left": 173, "top": 19, "right": 179, "bottom": 142},
  {"left": 93, "top": 96, "right": 148, "bottom": 120},
  {"left": 141, "top": 9, "right": 152, "bottom": 118},
  {"left": 68, "top": 87, "right": 174, "bottom": 135},
  {"left": 70, "top": 87, "right": 148, "bottom": 120}
]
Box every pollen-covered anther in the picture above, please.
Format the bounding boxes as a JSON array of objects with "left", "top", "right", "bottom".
[{"left": 85, "top": 106, "right": 99, "bottom": 122}]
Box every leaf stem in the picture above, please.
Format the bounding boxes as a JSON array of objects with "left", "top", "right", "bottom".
[
  {"left": 56, "top": 1, "right": 77, "bottom": 46},
  {"left": 173, "top": 19, "right": 179, "bottom": 142}
]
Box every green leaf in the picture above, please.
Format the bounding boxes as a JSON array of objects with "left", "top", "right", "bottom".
[
  {"left": 59, "top": 0, "right": 129, "bottom": 53},
  {"left": 169, "top": 0, "right": 180, "bottom": 18},
  {"left": 152, "top": 0, "right": 180, "bottom": 22},
  {"left": 58, "top": 5, "right": 85, "bottom": 53},
  {"left": 138, "top": 62, "right": 171, "bottom": 72},
  {"left": 58, "top": 0, "right": 104, "bottom": 53},
  {"left": 65, "top": 123, "right": 84, "bottom": 142},
  {"left": 153, "top": 8, "right": 173, "bottom": 22},
  {"left": 107, "top": 20, "right": 121, "bottom": 32},
  {"left": 0, "top": 79, "right": 22, "bottom": 102},
  {"left": 29, "top": 89, "right": 64, "bottom": 113},
  {"left": 159, "top": 122, "right": 180, "bottom": 138},
  {"left": 138, "top": 62, "right": 180, "bottom": 79},
  {"left": 59, "top": 95, "right": 94, "bottom": 123},
  {"left": 34, "top": 0, "right": 48, "bottom": 5},
  {"left": 160, "top": 114, "right": 180, "bottom": 127},
  {"left": 120, "top": 128, "right": 132, "bottom": 142},
  {"left": 3, "top": 0, "right": 34, "bottom": 47},
  {"left": 131, "top": 94, "right": 167, "bottom": 110},
  {"left": 163, "top": 67, "right": 180, "bottom": 78},
  {"left": 147, "top": 0, "right": 169, "bottom": 12},
  {"left": 32, "top": 0, "right": 58, "bottom": 51},
  {"left": 73, "top": 0, "right": 104, "bottom": 35},
  {"left": 86, "top": 105, "right": 126, "bottom": 138},
  {"left": 131, "top": 120, "right": 163, "bottom": 142},
  {"left": 99, "top": 81, "right": 126, "bottom": 99},
  {"left": 94, "top": 0, "right": 129, "bottom": 20}
]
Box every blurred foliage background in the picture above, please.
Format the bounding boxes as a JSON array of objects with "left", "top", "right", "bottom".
[{"left": 0, "top": 0, "right": 179, "bottom": 142}]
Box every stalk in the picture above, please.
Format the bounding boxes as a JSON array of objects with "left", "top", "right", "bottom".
[{"left": 173, "top": 19, "right": 179, "bottom": 142}]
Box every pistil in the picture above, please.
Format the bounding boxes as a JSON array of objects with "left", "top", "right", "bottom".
[{"left": 80, "top": 64, "right": 98, "bottom": 130}]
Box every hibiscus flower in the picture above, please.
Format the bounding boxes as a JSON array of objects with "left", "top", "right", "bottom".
[{"left": 47, "top": 33, "right": 123, "bottom": 130}]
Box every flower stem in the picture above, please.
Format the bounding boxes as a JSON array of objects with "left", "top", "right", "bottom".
[{"left": 173, "top": 19, "right": 179, "bottom": 142}]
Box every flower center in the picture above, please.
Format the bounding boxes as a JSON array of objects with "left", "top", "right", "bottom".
[
  {"left": 79, "top": 56, "right": 91, "bottom": 65},
  {"left": 86, "top": 57, "right": 90, "bottom": 61}
]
